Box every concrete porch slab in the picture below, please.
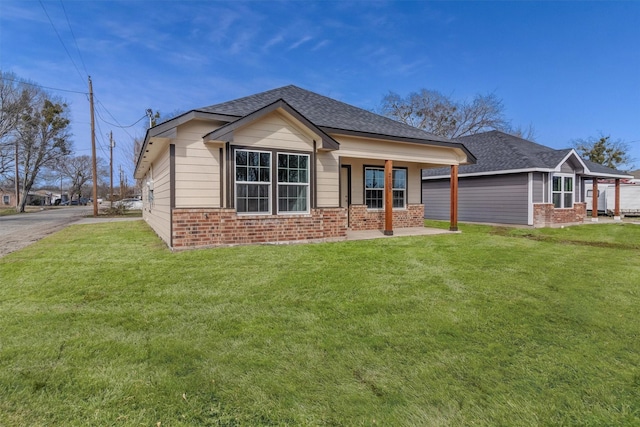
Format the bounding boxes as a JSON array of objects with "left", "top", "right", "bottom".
[{"left": 345, "top": 226, "right": 458, "bottom": 241}]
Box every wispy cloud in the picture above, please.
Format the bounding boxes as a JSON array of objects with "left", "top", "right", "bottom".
[
  {"left": 264, "top": 34, "right": 285, "bottom": 51},
  {"left": 288, "top": 36, "right": 313, "bottom": 50},
  {"left": 312, "top": 40, "right": 330, "bottom": 51}
]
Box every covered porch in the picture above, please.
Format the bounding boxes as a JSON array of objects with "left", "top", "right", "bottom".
[
  {"left": 589, "top": 177, "right": 624, "bottom": 221},
  {"left": 338, "top": 150, "right": 463, "bottom": 234}
]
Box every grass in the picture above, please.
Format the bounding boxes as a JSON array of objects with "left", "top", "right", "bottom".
[
  {"left": 1, "top": 221, "right": 639, "bottom": 426},
  {"left": 94, "top": 208, "right": 143, "bottom": 218},
  {"left": 0, "top": 206, "right": 49, "bottom": 216}
]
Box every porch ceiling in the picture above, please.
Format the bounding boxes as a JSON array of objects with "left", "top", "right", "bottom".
[{"left": 335, "top": 135, "right": 470, "bottom": 166}]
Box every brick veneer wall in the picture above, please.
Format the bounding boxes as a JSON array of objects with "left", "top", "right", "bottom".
[
  {"left": 171, "top": 207, "right": 347, "bottom": 249},
  {"left": 348, "top": 204, "right": 425, "bottom": 231},
  {"left": 533, "top": 202, "right": 586, "bottom": 227}
]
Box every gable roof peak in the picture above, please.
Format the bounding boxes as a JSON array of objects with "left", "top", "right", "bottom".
[{"left": 197, "top": 84, "right": 457, "bottom": 144}]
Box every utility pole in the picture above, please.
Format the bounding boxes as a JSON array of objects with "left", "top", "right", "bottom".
[
  {"left": 110, "top": 131, "right": 114, "bottom": 208},
  {"left": 89, "top": 76, "right": 98, "bottom": 217},
  {"left": 119, "top": 165, "right": 124, "bottom": 198},
  {"left": 14, "top": 140, "right": 19, "bottom": 211}
]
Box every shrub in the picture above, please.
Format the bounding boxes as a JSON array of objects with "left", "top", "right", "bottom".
[{"left": 102, "top": 204, "right": 128, "bottom": 216}]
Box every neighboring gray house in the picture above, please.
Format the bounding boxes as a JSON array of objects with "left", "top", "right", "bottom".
[{"left": 422, "top": 130, "right": 632, "bottom": 227}]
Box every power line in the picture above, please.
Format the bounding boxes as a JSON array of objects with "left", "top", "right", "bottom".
[
  {"left": 60, "top": 0, "right": 89, "bottom": 77},
  {"left": 0, "top": 76, "right": 87, "bottom": 95},
  {"left": 93, "top": 117, "right": 110, "bottom": 159},
  {"left": 39, "top": 0, "right": 86, "bottom": 85},
  {"left": 95, "top": 101, "right": 147, "bottom": 128},
  {"left": 93, "top": 99, "right": 140, "bottom": 145}
]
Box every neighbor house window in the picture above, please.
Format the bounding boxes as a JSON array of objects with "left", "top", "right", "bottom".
[
  {"left": 2, "top": 195, "right": 9, "bottom": 205},
  {"left": 277, "top": 153, "right": 309, "bottom": 213},
  {"left": 552, "top": 175, "right": 573, "bottom": 208},
  {"left": 364, "top": 167, "right": 406, "bottom": 209},
  {"left": 236, "top": 149, "right": 271, "bottom": 214}
]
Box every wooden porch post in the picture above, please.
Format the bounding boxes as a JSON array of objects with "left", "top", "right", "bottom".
[
  {"left": 592, "top": 179, "right": 599, "bottom": 222},
  {"left": 450, "top": 164, "right": 458, "bottom": 231},
  {"left": 614, "top": 178, "right": 621, "bottom": 220},
  {"left": 384, "top": 159, "right": 393, "bottom": 235}
]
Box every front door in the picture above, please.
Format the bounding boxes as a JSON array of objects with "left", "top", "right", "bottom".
[{"left": 340, "top": 165, "right": 351, "bottom": 227}]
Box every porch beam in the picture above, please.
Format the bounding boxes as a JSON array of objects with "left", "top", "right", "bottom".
[
  {"left": 614, "top": 178, "right": 621, "bottom": 220},
  {"left": 384, "top": 159, "right": 393, "bottom": 235},
  {"left": 592, "top": 179, "right": 599, "bottom": 222},
  {"left": 450, "top": 164, "right": 459, "bottom": 231}
]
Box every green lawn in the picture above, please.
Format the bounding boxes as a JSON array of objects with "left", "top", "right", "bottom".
[
  {"left": 1, "top": 221, "right": 639, "bottom": 426},
  {"left": 0, "top": 206, "right": 47, "bottom": 216}
]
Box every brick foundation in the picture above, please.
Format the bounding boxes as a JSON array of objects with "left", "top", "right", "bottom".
[
  {"left": 171, "top": 207, "right": 347, "bottom": 249},
  {"left": 533, "top": 203, "right": 587, "bottom": 227},
  {"left": 348, "top": 204, "right": 425, "bottom": 231}
]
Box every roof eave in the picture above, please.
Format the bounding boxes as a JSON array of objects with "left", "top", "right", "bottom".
[
  {"left": 584, "top": 172, "right": 635, "bottom": 179},
  {"left": 134, "top": 110, "right": 237, "bottom": 178},
  {"left": 322, "top": 127, "right": 477, "bottom": 165},
  {"left": 422, "top": 167, "right": 556, "bottom": 180}
]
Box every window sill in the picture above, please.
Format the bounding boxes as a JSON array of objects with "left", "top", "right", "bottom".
[{"left": 236, "top": 212, "right": 312, "bottom": 218}]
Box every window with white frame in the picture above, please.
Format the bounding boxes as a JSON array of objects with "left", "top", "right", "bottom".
[
  {"left": 552, "top": 175, "right": 573, "bottom": 208},
  {"left": 277, "top": 153, "right": 309, "bottom": 213},
  {"left": 2, "top": 195, "right": 9, "bottom": 205},
  {"left": 364, "top": 167, "right": 406, "bottom": 209},
  {"left": 236, "top": 150, "right": 271, "bottom": 214},
  {"left": 235, "top": 149, "right": 311, "bottom": 214}
]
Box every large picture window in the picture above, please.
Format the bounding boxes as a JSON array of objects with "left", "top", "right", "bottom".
[
  {"left": 552, "top": 175, "right": 573, "bottom": 208},
  {"left": 364, "top": 167, "right": 406, "bottom": 209},
  {"left": 236, "top": 150, "right": 271, "bottom": 213},
  {"left": 235, "top": 149, "right": 310, "bottom": 215},
  {"left": 278, "top": 153, "right": 309, "bottom": 213}
]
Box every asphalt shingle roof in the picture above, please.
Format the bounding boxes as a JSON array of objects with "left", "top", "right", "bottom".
[
  {"left": 582, "top": 159, "right": 627, "bottom": 176},
  {"left": 423, "top": 130, "right": 628, "bottom": 178},
  {"left": 197, "top": 85, "right": 454, "bottom": 144}
]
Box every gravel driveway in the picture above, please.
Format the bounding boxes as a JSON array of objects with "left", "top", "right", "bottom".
[{"left": 0, "top": 207, "right": 92, "bottom": 258}]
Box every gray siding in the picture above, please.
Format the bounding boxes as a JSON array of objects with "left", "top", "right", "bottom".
[
  {"left": 423, "top": 173, "right": 529, "bottom": 225},
  {"left": 560, "top": 161, "right": 573, "bottom": 173},
  {"left": 532, "top": 172, "right": 544, "bottom": 203}
]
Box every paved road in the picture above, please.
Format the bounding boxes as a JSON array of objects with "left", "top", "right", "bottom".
[{"left": 0, "top": 207, "right": 92, "bottom": 258}]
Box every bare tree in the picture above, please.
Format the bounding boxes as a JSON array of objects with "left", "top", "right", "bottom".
[
  {"left": 0, "top": 72, "right": 35, "bottom": 177},
  {"left": 58, "top": 155, "right": 108, "bottom": 203},
  {"left": 571, "top": 134, "right": 634, "bottom": 170},
  {"left": 380, "top": 89, "right": 532, "bottom": 140},
  {"left": 506, "top": 123, "right": 537, "bottom": 141},
  {"left": 15, "top": 96, "right": 72, "bottom": 212}
]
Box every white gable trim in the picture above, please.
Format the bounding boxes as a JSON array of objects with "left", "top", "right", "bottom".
[{"left": 553, "top": 149, "right": 588, "bottom": 172}]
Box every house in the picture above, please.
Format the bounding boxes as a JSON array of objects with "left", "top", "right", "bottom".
[
  {"left": 1, "top": 188, "right": 15, "bottom": 207},
  {"left": 134, "top": 85, "right": 475, "bottom": 249},
  {"left": 422, "top": 130, "right": 632, "bottom": 227}
]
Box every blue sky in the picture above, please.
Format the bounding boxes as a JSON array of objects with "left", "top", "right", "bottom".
[{"left": 1, "top": 0, "right": 639, "bottom": 181}]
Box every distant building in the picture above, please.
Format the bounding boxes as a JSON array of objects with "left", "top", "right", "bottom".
[{"left": 1, "top": 188, "right": 16, "bottom": 207}]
